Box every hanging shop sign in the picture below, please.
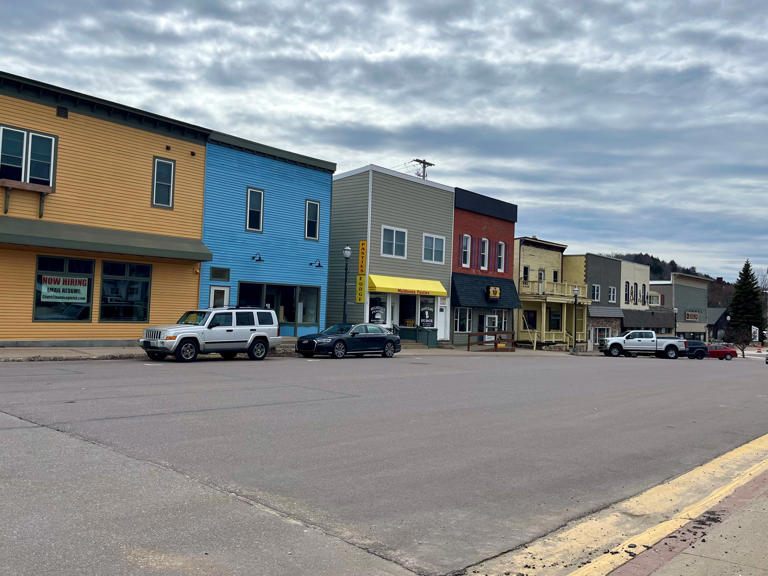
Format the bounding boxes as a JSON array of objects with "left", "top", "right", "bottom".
[
  {"left": 40, "top": 276, "right": 88, "bottom": 303},
  {"left": 486, "top": 286, "right": 501, "bottom": 301},
  {"left": 356, "top": 274, "right": 366, "bottom": 303},
  {"left": 358, "top": 241, "right": 367, "bottom": 275}
]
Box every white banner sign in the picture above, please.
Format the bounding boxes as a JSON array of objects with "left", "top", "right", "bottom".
[{"left": 41, "top": 275, "right": 88, "bottom": 303}]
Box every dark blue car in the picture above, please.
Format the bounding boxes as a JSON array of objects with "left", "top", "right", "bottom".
[{"left": 295, "top": 323, "right": 401, "bottom": 359}]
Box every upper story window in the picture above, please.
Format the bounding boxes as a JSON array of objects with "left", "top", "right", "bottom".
[
  {"left": 496, "top": 242, "right": 505, "bottom": 272},
  {"left": 633, "top": 282, "right": 639, "bottom": 305},
  {"left": 624, "top": 281, "right": 630, "bottom": 304},
  {"left": 591, "top": 284, "right": 601, "bottom": 301},
  {"left": 480, "top": 238, "right": 489, "bottom": 270},
  {"left": 423, "top": 234, "right": 445, "bottom": 264},
  {"left": 608, "top": 286, "right": 617, "bottom": 303},
  {"left": 641, "top": 284, "right": 647, "bottom": 305},
  {"left": 1, "top": 126, "right": 56, "bottom": 187},
  {"left": 382, "top": 226, "right": 407, "bottom": 258},
  {"left": 552, "top": 270, "right": 559, "bottom": 283},
  {"left": 246, "top": 188, "right": 264, "bottom": 232},
  {"left": 305, "top": 200, "right": 320, "bottom": 240},
  {"left": 461, "top": 234, "right": 471, "bottom": 267},
  {"left": 523, "top": 265, "right": 530, "bottom": 281},
  {"left": 152, "top": 157, "right": 175, "bottom": 208}
]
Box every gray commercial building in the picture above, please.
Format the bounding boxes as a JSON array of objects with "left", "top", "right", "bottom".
[
  {"left": 650, "top": 273, "right": 711, "bottom": 341},
  {"left": 328, "top": 165, "right": 454, "bottom": 341}
]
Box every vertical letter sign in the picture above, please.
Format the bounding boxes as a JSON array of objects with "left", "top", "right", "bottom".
[
  {"left": 358, "top": 240, "right": 367, "bottom": 275},
  {"left": 356, "top": 275, "right": 365, "bottom": 303}
]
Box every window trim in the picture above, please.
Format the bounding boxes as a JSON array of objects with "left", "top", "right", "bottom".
[
  {"left": 553, "top": 270, "right": 559, "bottom": 283},
  {"left": 151, "top": 157, "right": 175, "bottom": 209},
  {"left": 0, "top": 126, "right": 27, "bottom": 181},
  {"left": 26, "top": 133, "right": 56, "bottom": 186},
  {"left": 496, "top": 241, "right": 505, "bottom": 272},
  {"left": 608, "top": 286, "right": 616, "bottom": 303},
  {"left": 592, "top": 284, "right": 601, "bottom": 302},
  {"left": 479, "top": 238, "right": 489, "bottom": 270},
  {"left": 454, "top": 307, "right": 472, "bottom": 333},
  {"left": 422, "top": 233, "right": 445, "bottom": 264},
  {"left": 0, "top": 124, "right": 58, "bottom": 189},
  {"left": 381, "top": 225, "right": 407, "bottom": 259},
  {"left": 304, "top": 199, "right": 320, "bottom": 241},
  {"left": 33, "top": 255, "right": 95, "bottom": 322},
  {"left": 523, "top": 265, "right": 530, "bottom": 282},
  {"left": 246, "top": 187, "right": 264, "bottom": 232},
  {"left": 461, "top": 234, "right": 471, "bottom": 268},
  {"left": 98, "top": 260, "right": 152, "bottom": 323}
]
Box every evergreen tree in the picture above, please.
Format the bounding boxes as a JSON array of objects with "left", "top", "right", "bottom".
[{"left": 728, "top": 259, "right": 765, "bottom": 343}]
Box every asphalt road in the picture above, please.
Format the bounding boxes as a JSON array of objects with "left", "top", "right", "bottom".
[{"left": 1, "top": 353, "right": 767, "bottom": 575}]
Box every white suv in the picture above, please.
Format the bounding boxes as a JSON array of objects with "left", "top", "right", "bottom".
[{"left": 139, "top": 308, "right": 281, "bottom": 362}]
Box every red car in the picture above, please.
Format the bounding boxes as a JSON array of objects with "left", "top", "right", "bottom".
[{"left": 707, "top": 344, "right": 737, "bottom": 360}]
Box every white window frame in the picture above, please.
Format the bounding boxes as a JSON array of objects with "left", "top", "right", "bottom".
[
  {"left": 479, "top": 238, "right": 489, "bottom": 270},
  {"left": 26, "top": 133, "right": 55, "bottom": 186},
  {"left": 591, "top": 284, "right": 600, "bottom": 302},
  {"left": 496, "top": 241, "right": 505, "bottom": 272},
  {"left": 422, "top": 233, "right": 445, "bottom": 264},
  {"left": 0, "top": 127, "right": 27, "bottom": 180},
  {"left": 305, "top": 200, "right": 320, "bottom": 240},
  {"left": 454, "top": 307, "right": 472, "bottom": 332},
  {"left": 152, "top": 157, "right": 175, "bottom": 208},
  {"left": 246, "top": 188, "right": 264, "bottom": 232},
  {"left": 461, "top": 234, "right": 471, "bottom": 268},
  {"left": 608, "top": 286, "right": 616, "bottom": 303},
  {"left": 381, "top": 225, "right": 407, "bottom": 259}
]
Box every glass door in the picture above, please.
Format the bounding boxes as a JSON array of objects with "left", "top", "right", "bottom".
[{"left": 485, "top": 314, "right": 498, "bottom": 341}]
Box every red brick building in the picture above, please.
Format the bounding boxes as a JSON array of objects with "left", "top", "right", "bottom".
[{"left": 451, "top": 188, "right": 520, "bottom": 345}]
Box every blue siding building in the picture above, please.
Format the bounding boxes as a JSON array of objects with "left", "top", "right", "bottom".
[{"left": 200, "top": 132, "right": 336, "bottom": 337}]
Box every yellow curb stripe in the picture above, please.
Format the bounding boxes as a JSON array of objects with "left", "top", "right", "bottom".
[
  {"left": 568, "top": 453, "right": 768, "bottom": 575},
  {"left": 468, "top": 432, "right": 768, "bottom": 576}
]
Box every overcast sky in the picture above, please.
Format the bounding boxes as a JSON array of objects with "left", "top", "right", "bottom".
[{"left": 5, "top": 0, "right": 768, "bottom": 280}]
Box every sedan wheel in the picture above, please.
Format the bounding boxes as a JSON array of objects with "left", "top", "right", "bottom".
[
  {"left": 382, "top": 341, "right": 395, "bottom": 358},
  {"left": 332, "top": 341, "right": 346, "bottom": 359}
]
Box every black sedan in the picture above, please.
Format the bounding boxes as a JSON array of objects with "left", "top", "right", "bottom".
[{"left": 295, "top": 323, "right": 401, "bottom": 359}]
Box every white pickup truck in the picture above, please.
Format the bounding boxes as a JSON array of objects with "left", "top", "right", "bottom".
[{"left": 599, "top": 330, "right": 687, "bottom": 359}]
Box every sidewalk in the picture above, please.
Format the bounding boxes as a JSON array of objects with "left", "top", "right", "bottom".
[
  {"left": 0, "top": 342, "right": 566, "bottom": 362},
  {"left": 611, "top": 466, "right": 768, "bottom": 576}
]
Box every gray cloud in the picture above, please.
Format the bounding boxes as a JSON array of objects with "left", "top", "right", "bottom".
[{"left": 3, "top": 0, "right": 768, "bottom": 280}]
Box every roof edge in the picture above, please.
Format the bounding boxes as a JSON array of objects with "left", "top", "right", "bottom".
[
  {"left": 209, "top": 131, "right": 336, "bottom": 173},
  {"left": 334, "top": 164, "right": 454, "bottom": 192}
]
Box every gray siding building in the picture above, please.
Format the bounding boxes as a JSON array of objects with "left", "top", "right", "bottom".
[{"left": 328, "top": 166, "right": 454, "bottom": 340}]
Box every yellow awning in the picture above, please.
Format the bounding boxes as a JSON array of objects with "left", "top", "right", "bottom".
[{"left": 368, "top": 274, "right": 447, "bottom": 297}]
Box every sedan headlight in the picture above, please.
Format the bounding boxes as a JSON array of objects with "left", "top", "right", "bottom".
[{"left": 316, "top": 338, "right": 333, "bottom": 343}]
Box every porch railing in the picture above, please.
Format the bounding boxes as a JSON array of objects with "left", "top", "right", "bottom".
[
  {"left": 466, "top": 331, "right": 515, "bottom": 352},
  {"left": 518, "top": 280, "right": 588, "bottom": 298}
]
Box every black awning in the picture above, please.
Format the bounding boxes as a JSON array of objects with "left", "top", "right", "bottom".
[
  {"left": 451, "top": 272, "right": 521, "bottom": 309},
  {"left": 0, "top": 215, "right": 212, "bottom": 261}
]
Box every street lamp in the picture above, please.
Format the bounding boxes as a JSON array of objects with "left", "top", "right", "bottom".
[
  {"left": 342, "top": 245, "right": 352, "bottom": 324},
  {"left": 573, "top": 287, "right": 579, "bottom": 353},
  {"left": 673, "top": 307, "right": 678, "bottom": 337}
]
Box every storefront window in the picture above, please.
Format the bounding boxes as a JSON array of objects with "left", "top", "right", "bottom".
[
  {"left": 369, "top": 295, "right": 387, "bottom": 324},
  {"left": 298, "top": 287, "right": 319, "bottom": 323},
  {"left": 548, "top": 309, "right": 561, "bottom": 330},
  {"left": 266, "top": 285, "right": 296, "bottom": 323},
  {"left": 454, "top": 307, "right": 472, "bottom": 332},
  {"left": 34, "top": 256, "right": 94, "bottom": 321},
  {"left": 592, "top": 327, "right": 611, "bottom": 343},
  {"left": 100, "top": 261, "right": 151, "bottom": 322},
  {"left": 420, "top": 296, "right": 435, "bottom": 327}
]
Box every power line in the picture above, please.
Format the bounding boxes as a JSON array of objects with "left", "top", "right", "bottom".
[{"left": 412, "top": 158, "right": 434, "bottom": 179}]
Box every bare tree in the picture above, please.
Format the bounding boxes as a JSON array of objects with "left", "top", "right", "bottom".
[{"left": 725, "top": 325, "right": 752, "bottom": 358}]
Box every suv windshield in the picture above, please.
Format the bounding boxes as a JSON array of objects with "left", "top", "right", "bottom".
[
  {"left": 177, "top": 311, "right": 210, "bottom": 325},
  {"left": 322, "top": 324, "right": 352, "bottom": 335}
]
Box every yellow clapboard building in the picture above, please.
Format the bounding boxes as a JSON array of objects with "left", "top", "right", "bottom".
[{"left": 0, "top": 72, "right": 211, "bottom": 343}]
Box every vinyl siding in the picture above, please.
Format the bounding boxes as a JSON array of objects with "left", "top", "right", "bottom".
[
  {"left": 368, "top": 171, "right": 453, "bottom": 288},
  {"left": 328, "top": 172, "right": 370, "bottom": 324},
  {"left": 0, "top": 94, "right": 206, "bottom": 238},
  {"left": 200, "top": 143, "right": 332, "bottom": 333},
  {"left": 0, "top": 244, "right": 199, "bottom": 341}
]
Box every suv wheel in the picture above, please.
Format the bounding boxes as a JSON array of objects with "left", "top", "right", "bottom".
[
  {"left": 175, "top": 339, "right": 199, "bottom": 362},
  {"left": 695, "top": 349, "right": 705, "bottom": 360},
  {"left": 248, "top": 339, "right": 268, "bottom": 361}
]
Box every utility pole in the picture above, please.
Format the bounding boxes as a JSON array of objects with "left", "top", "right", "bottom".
[{"left": 412, "top": 158, "right": 434, "bottom": 179}]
